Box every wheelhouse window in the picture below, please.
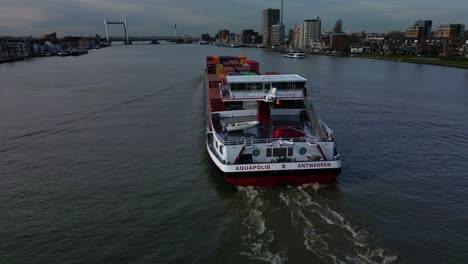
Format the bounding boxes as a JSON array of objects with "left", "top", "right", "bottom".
[
  {"left": 230, "top": 83, "right": 247, "bottom": 91},
  {"left": 272, "top": 82, "right": 288, "bottom": 90},
  {"left": 291, "top": 82, "right": 305, "bottom": 89},
  {"left": 247, "top": 83, "right": 263, "bottom": 91}
]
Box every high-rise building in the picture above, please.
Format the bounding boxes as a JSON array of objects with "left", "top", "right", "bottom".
[
  {"left": 241, "top": 29, "right": 257, "bottom": 44},
  {"left": 293, "top": 26, "right": 301, "bottom": 47},
  {"left": 218, "top": 29, "right": 230, "bottom": 43},
  {"left": 271, "top": 24, "right": 285, "bottom": 46},
  {"left": 262, "top": 9, "right": 280, "bottom": 46},
  {"left": 288, "top": 28, "right": 295, "bottom": 44},
  {"left": 414, "top": 20, "right": 432, "bottom": 39},
  {"left": 433, "top": 24, "right": 465, "bottom": 39},
  {"left": 406, "top": 20, "right": 432, "bottom": 39},
  {"left": 299, "top": 17, "right": 321, "bottom": 48},
  {"left": 333, "top": 19, "right": 343, "bottom": 34}
]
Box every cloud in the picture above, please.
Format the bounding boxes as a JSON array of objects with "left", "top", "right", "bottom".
[{"left": 0, "top": 0, "right": 467, "bottom": 36}]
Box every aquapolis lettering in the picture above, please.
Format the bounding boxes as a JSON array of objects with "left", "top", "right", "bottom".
[{"left": 235, "top": 165, "right": 271, "bottom": 171}]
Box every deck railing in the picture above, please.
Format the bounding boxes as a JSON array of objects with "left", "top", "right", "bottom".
[{"left": 214, "top": 132, "right": 320, "bottom": 146}]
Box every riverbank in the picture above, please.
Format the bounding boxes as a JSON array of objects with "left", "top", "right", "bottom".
[
  {"left": 352, "top": 53, "right": 468, "bottom": 69},
  {"left": 0, "top": 57, "right": 26, "bottom": 64}
]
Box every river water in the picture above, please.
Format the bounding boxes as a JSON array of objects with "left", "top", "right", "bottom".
[{"left": 1, "top": 44, "right": 467, "bottom": 264}]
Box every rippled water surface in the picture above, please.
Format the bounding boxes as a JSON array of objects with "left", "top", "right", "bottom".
[{"left": 1, "top": 44, "right": 467, "bottom": 264}]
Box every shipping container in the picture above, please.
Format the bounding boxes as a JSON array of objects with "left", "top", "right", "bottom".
[
  {"left": 237, "top": 55, "right": 247, "bottom": 64},
  {"left": 215, "top": 64, "right": 225, "bottom": 74},
  {"left": 206, "top": 56, "right": 214, "bottom": 62},
  {"left": 265, "top": 71, "right": 280, "bottom": 75},
  {"left": 207, "top": 74, "right": 222, "bottom": 89},
  {"left": 213, "top": 56, "right": 220, "bottom": 64},
  {"left": 234, "top": 65, "right": 250, "bottom": 72},
  {"left": 209, "top": 87, "right": 222, "bottom": 99},
  {"left": 227, "top": 72, "right": 242, "bottom": 76},
  {"left": 224, "top": 66, "right": 235, "bottom": 73},
  {"left": 246, "top": 60, "right": 260, "bottom": 74},
  {"left": 207, "top": 61, "right": 216, "bottom": 74}
]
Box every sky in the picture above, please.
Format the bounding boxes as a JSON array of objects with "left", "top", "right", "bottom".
[{"left": 0, "top": 0, "right": 467, "bottom": 37}]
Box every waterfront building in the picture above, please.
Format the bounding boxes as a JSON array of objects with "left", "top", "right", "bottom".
[
  {"left": 433, "top": 24, "right": 465, "bottom": 40},
  {"left": 406, "top": 27, "right": 425, "bottom": 39},
  {"left": 405, "top": 20, "right": 432, "bottom": 39},
  {"left": 292, "top": 26, "right": 301, "bottom": 48},
  {"left": 262, "top": 8, "right": 280, "bottom": 46},
  {"left": 218, "top": 29, "right": 230, "bottom": 43},
  {"left": 271, "top": 24, "right": 285, "bottom": 46},
  {"left": 414, "top": 20, "right": 432, "bottom": 38},
  {"left": 366, "top": 33, "right": 386, "bottom": 42},
  {"left": 0, "top": 37, "right": 32, "bottom": 57},
  {"left": 288, "top": 29, "right": 294, "bottom": 44},
  {"left": 241, "top": 29, "right": 260, "bottom": 44},
  {"left": 331, "top": 33, "right": 350, "bottom": 52},
  {"left": 299, "top": 17, "right": 321, "bottom": 48},
  {"left": 333, "top": 19, "right": 343, "bottom": 34}
]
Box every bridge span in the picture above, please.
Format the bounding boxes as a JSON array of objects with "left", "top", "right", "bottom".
[{"left": 107, "top": 36, "right": 200, "bottom": 43}]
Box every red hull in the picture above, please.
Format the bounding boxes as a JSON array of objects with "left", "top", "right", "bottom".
[{"left": 225, "top": 171, "right": 340, "bottom": 187}]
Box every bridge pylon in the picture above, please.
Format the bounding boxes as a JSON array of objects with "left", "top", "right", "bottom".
[{"left": 104, "top": 19, "right": 130, "bottom": 44}]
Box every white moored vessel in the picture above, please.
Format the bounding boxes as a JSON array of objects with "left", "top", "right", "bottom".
[{"left": 283, "top": 53, "right": 307, "bottom": 59}]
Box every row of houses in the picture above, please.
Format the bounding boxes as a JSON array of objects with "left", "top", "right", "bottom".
[{"left": 0, "top": 33, "right": 105, "bottom": 58}]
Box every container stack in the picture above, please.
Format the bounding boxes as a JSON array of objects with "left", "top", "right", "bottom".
[
  {"left": 246, "top": 60, "right": 260, "bottom": 74},
  {"left": 206, "top": 74, "right": 224, "bottom": 111}
]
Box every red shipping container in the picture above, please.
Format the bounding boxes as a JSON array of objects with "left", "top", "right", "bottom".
[
  {"left": 246, "top": 60, "right": 260, "bottom": 73},
  {"left": 207, "top": 62, "right": 216, "bottom": 74},
  {"left": 207, "top": 74, "right": 222, "bottom": 89},
  {"left": 265, "top": 71, "right": 280, "bottom": 75},
  {"left": 224, "top": 66, "right": 235, "bottom": 73},
  {"left": 209, "top": 87, "right": 221, "bottom": 99},
  {"left": 206, "top": 56, "right": 214, "bottom": 62},
  {"left": 234, "top": 66, "right": 250, "bottom": 72}
]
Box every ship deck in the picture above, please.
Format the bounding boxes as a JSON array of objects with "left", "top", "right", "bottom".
[{"left": 213, "top": 114, "right": 309, "bottom": 144}]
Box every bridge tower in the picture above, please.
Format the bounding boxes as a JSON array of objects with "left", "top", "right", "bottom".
[{"left": 104, "top": 19, "right": 130, "bottom": 44}]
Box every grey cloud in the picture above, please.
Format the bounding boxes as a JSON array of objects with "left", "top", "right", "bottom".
[{"left": 0, "top": 0, "right": 467, "bottom": 36}]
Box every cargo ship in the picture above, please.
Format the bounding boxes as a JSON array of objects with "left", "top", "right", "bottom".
[{"left": 205, "top": 56, "right": 342, "bottom": 186}]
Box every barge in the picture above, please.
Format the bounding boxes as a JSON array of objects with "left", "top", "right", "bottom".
[{"left": 205, "top": 56, "right": 342, "bottom": 186}]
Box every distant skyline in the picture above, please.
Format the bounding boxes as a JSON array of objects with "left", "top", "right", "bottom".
[{"left": 1, "top": 0, "right": 467, "bottom": 36}]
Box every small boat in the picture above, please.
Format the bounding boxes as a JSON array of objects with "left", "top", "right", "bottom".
[
  {"left": 283, "top": 53, "right": 307, "bottom": 59},
  {"left": 225, "top": 121, "right": 259, "bottom": 132},
  {"left": 70, "top": 48, "right": 88, "bottom": 56}
]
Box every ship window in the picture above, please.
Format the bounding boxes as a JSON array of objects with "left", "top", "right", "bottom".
[
  {"left": 265, "top": 83, "right": 271, "bottom": 90},
  {"left": 216, "top": 141, "right": 218, "bottom": 148},
  {"left": 267, "top": 148, "right": 272, "bottom": 157},
  {"left": 288, "top": 148, "right": 293, "bottom": 156},
  {"left": 299, "top": 147, "right": 307, "bottom": 155},
  {"left": 272, "top": 82, "right": 288, "bottom": 90},
  {"left": 220, "top": 145, "right": 224, "bottom": 154},
  {"left": 231, "top": 83, "right": 247, "bottom": 91},
  {"left": 273, "top": 148, "right": 287, "bottom": 157},
  {"left": 292, "top": 82, "right": 305, "bottom": 89},
  {"left": 247, "top": 83, "right": 263, "bottom": 90}
]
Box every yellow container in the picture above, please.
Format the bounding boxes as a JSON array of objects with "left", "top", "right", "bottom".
[{"left": 215, "top": 64, "right": 225, "bottom": 74}]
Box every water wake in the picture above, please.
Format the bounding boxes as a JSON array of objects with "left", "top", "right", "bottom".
[
  {"left": 237, "top": 185, "right": 399, "bottom": 264},
  {"left": 238, "top": 187, "right": 288, "bottom": 264}
]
